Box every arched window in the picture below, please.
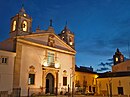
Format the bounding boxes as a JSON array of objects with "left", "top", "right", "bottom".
[
  {"left": 22, "top": 21, "right": 27, "bottom": 31},
  {"left": 28, "top": 65, "right": 35, "bottom": 85},
  {"left": 69, "top": 37, "right": 73, "bottom": 45},
  {"left": 12, "top": 20, "right": 16, "bottom": 31}
]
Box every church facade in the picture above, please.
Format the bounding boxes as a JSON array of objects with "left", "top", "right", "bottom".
[{"left": 0, "top": 7, "right": 76, "bottom": 96}]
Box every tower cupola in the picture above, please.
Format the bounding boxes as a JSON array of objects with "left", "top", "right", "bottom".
[
  {"left": 10, "top": 6, "right": 32, "bottom": 37},
  {"left": 59, "top": 24, "right": 75, "bottom": 48},
  {"left": 113, "top": 48, "right": 124, "bottom": 65}
]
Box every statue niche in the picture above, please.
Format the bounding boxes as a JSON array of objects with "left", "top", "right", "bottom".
[{"left": 48, "top": 35, "right": 55, "bottom": 47}]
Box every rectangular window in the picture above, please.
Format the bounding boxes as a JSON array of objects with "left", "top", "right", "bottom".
[
  {"left": 63, "top": 77, "right": 67, "bottom": 86},
  {"left": 0, "top": 56, "right": 8, "bottom": 64},
  {"left": 28, "top": 74, "right": 35, "bottom": 85},
  {"left": 127, "top": 66, "right": 130, "bottom": 70},
  {"left": 47, "top": 52, "right": 54, "bottom": 66}
]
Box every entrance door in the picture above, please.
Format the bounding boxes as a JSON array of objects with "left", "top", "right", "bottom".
[
  {"left": 118, "top": 87, "right": 124, "bottom": 95},
  {"left": 93, "top": 87, "right": 96, "bottom": 93},
  {"left": 46, "top": 73, "right": 54, "bottom": 94},
  {"left": 46, "top": 79, "right": 49, "bottom": 93}
]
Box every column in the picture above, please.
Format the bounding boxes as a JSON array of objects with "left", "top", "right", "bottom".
[
  {"left": 42, "top": 70, "right": 45, "bottom": 94},
  {"left": 55, "top": 71, "right": 58, "bottom": 95}
]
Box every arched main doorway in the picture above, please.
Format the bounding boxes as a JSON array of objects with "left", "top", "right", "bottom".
[{"left": 46, "top": 73, "right": 54, "bottom": 94}]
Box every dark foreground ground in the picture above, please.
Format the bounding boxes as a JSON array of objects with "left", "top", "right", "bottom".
[{"left": 35, "top": 95, "right": 129, "bottom": 97}]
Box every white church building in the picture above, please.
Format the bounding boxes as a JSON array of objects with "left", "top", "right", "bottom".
[{"left": 0, "top": 6, "right": 76, "bottom": 97}]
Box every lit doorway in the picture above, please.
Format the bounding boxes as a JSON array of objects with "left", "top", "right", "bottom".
[{"left": 46, "top": 73, "right": 54, "bottom": 94}]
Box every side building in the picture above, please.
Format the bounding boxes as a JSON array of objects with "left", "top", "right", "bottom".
[
  {"left": 0, "top": 50, "right": 16, "bottom": 96},
  {"left": 96, "top": 48, "right": 130, "bottom": 96},
  {"left": 75, "top": 65, "right": 98, "bottom": 94}
]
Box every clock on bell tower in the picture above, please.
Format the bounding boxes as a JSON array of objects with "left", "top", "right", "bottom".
[{"left": 10, "top": 6, "right": 32, "bottom": 37}]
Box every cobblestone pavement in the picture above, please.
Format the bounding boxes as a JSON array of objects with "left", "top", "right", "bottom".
[{"left": 35, "top": 95, "right": 129, "bottom": 97}]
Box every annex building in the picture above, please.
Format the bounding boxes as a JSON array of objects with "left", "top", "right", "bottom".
[
  {"left": 0, "top": 7, "right": 76, "bottom": 97},
  {"left": 97, "top": 49, "right": 130, "bottom": 96}
]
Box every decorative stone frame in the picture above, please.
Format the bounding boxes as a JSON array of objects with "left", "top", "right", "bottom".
[
  {"left": 42, "top": 68, "right": 59, "bottom": 94},
  {"left": 47, "top": 35, "right": 55, "bottom": 47},
  {"left": 28, "top": 65, "right": 36, "bottom": 85}
]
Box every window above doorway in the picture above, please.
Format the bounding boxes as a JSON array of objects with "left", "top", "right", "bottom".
[{"left": 42, "top": 52, "right": 60, "bottom": 69}]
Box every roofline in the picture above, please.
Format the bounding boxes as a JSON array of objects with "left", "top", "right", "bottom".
[
  {"left": 0, "top": 50, "right": 16, "bottom": 55},
  {"left": 97, "top": 71, "right": 130, "bottom": 78},
  {"left": 17, "top": 32, "right": 76, "bottom": 53},
  {"left": 17, "top": 38, "right": 76, "bottom": 55},
  {"left": 75, "top": 70, "right": 98, "bottom": 74}
]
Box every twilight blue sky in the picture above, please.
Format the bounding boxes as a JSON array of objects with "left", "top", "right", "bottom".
[{"left": 0, "top": 0, "right": 130, "bottom": 72}]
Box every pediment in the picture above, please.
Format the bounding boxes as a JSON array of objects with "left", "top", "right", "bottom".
[{"left": 18, "top": 32, "right": 76, "bottom": 54}]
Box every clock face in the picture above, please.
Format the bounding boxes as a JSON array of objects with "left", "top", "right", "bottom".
[
  {"left": 12, "top": 20, "right": 16, "bottom": 31},
  {"left": 22, "top": 20, "right": 27, "bottom": 31}
]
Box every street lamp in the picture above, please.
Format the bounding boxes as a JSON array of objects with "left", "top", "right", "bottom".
[
  {"left": 70, "top": 67, "right": 75, "bottom": 97},
  {"left": 54, "top": 60, "right": 60, "bottom": 69}
]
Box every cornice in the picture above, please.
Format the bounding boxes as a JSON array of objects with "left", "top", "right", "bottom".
[
  {"left": 17, "top": 38, "right": 76, "bottom": 55},
  {"left": 17, "top": 32, "right": 76, "bottom": 53}
]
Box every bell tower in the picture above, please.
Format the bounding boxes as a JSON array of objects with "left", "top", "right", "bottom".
[
  {"left": 10, "top": 6, "right": 32, "bottom": 37},
  {"left": 59, "top": 24, "right": 75, "bottom": 48},
  {"left": 113, "top": 48, "right": 124, "bottom": 65}
]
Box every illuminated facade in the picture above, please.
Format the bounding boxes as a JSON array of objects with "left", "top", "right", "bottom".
[
  {"left": 97, "top": 49, "right": 130, "bottom": 96},
  {"left": 75, "top": 66, "right": 98, "bottom": 94},
  {"left": 97, "top": 72, "right": 130, "bottom": 96},
  {"left": 0, "top": 7, "right": 76, "bottom": 96}
]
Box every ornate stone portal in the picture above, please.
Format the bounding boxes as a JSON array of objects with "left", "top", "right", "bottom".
[{"left": 42, "top": 68, "right": 59, "bottom": 95}]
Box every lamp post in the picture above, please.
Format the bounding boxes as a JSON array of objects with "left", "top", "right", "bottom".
[
  {"left": 70, "top": 67, "right": 75, "bottom": 97},
  {"left": 27, "top": 87, "right": 30, "bottom": 97}
]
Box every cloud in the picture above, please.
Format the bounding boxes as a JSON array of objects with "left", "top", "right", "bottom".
[
  {"left": 107, "top": 17, "right": 130, "bottom": 49},
  {"left": 98, "top": 62, "right": 106, "bottom": 67},
  {"left": 76, "top": 38, "right": 114, "bottom": 56},
  {"left": 109, "top": 32, "right": 130, "bottom": 48},
  {"left": 81, "top": 16, "right": 130, "bottom": 57},
  {"left": 96, "top": 67, "right": 110, "bottom": 72},
  {"left": 96, "top": 61, "right": 112, "bottom": 72},
  {"left": 98, "top": 62, "right": 113, "bottom": 67},
  {"left": 105, "top": 62, "right": 113, "bottom": 67},
  {"left": 76, "top": 20, "right": 130, "bottom": 57}
]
